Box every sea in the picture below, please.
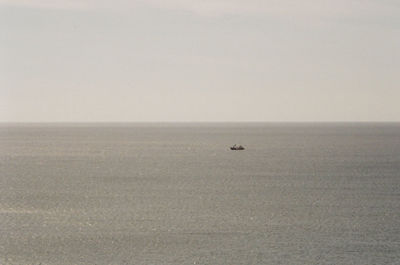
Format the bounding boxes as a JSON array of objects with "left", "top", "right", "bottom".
[{"left": 0, "top": 123, "right": 399, "bottom": 265}]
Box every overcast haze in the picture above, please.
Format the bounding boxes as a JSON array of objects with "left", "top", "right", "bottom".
[{"left": 1, "top": 0, "right": 399, "bottom": 122}]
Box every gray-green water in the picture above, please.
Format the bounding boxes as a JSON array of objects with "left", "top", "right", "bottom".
[{"left": 1, "top": 123, "right": 400, "bottom": 264}]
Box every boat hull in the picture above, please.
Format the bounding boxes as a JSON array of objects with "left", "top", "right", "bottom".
[{"left": 230, "top": 147, "right": 245, "bottom": 150}]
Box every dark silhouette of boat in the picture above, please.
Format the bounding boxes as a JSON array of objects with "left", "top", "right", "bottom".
[{"left": 230, "top": 144, "right": 245, "bottom": 150}]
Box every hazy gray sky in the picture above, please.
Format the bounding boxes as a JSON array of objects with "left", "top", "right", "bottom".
[{"left": 1, "top": 0, "right": 399, "bottom": 122}]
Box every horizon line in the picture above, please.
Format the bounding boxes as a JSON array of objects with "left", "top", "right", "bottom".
[{"left": 1, "top": 121, "right": 400, "bottom": 124}]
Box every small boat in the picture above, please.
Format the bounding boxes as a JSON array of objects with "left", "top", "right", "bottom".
[{"left": 230, "top": 144, "right": 245, "bottom": 150}]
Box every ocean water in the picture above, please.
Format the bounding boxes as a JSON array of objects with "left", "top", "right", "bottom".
[{"left": 0, "top": 123, "right": 399, "bottom": 265}]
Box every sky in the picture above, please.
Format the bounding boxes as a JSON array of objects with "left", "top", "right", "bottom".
[{"left": 1, "top": 0, "right": 399, "bottom": 122}]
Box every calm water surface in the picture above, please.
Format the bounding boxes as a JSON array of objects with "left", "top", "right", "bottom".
[{"left": 1, "top": 123, "right": 399, "bottom": 264}]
